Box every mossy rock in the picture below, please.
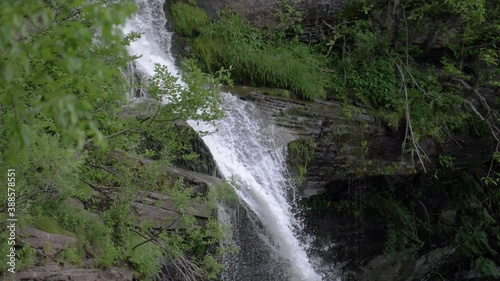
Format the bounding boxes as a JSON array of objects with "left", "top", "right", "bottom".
[{"left": 288, "top": 138, "right": 317, "bottom": 167}]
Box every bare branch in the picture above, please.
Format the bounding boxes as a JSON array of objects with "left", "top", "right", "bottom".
[
  {"left": 397, "top": 62, "right": 428, "bottom": 172},
  {"left": 105, "top": 128, "right": 131, "bottom": 139},
  {"left": 454, "top": 78, "right": 500, "bottom": 144}
]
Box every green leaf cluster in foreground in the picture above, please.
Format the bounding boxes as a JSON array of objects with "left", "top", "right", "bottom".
[{"left": 0, "top": 0, "right": 235, "bottom": 279}]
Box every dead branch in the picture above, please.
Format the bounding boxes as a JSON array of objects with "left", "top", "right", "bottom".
[
  {"left": 397, "top": 62, "right": 428, "bottom": 172},
  {"left": 80, "top": 179, "right": 119, "bottom": 192},
  {"left": 86, "top": 163, "right": 121, "bottom": 177},
  {"left": 105, "top": 128, "right": 131, "bottom": 139},
  {"left": 129, "top": 226, "right": 207, "bottom": 281},
  {"left": 454, "top": 78, "right": 500, "bottom": 143}
]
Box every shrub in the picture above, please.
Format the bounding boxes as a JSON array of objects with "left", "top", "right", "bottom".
[
  {"left": 184, "top": 11, "right": 328, "bottom": 99},
  {"left": 171, "top": 3, "right": 209, "bottom": 37}
]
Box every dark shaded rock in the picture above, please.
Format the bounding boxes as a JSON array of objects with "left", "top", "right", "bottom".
[
  {"left": 360, "top": 251, "right": 413, "bottom": 281},
  {"left": 171, "top": 121, "right": 220, "bottom": 177},
  {"left": 300, "top": 177, "right": 387, "bottom": 280},
  {"left": 438, "top": 203, "right": 458, "bottom": 226},
  {"left": 301, "top": 168, "right": 498, "bottom": 281},
  {"left": 359, "top": 247, "right": 456, "bottom": 281}
]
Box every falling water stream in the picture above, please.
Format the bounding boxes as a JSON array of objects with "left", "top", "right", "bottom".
[{"left": 123, "top": 0, "right": 325, "bottom": 280}]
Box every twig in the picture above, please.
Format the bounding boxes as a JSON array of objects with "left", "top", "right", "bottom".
[
  {"left": 105, "top": 128, "right": 131, "bottom": 139},
  {"left": 418, "top": 200, "right": 433, "bottom": 248},
  {"left": 433, "top": 271, "right": 445, "bottom": 281},
  {"left": 80, "top": 179, "right": 119, "bottom": 193}
]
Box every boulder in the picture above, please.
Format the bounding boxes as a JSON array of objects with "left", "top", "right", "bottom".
[{"left": 19, "top": 228, "right": 76, "bottom": 258}]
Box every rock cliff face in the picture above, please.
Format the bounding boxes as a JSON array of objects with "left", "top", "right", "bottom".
[
  {"left": 228, "top": 87, "right": 497, "bottom": 281},
  {"left": 231, "top": 86, "right": 495, "bottom": 197}
]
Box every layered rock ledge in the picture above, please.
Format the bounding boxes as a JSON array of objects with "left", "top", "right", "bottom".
[{"left": 230, "top": 86, "right": 495, "bottom": 196}]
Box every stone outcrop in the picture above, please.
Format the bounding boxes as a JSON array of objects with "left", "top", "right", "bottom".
[
  {"left": 16, "top": 149, "right": 223, "bottom": 280},
  {"left": 231, "top": 86, "right": 495, "bottom": 196},
  {"left": 17, "top": 228, "right": 133, "bottom": 281},
  {"left": 121, "top": 100, "right": 219, "bottom": 177},
  {"left": 17, "top": 263, "right": 133, "bottom": 281},
  {"left": 107, "top": 149, "right": 222, "bottom": 195},
  {"left": 19, "top": 228, "right": 77, "bottom": 258},
  {"left": 132, "top": 190, "right": 212, "bottom": 229},
  {"left": 106, "top": 149, "right": 222, "bottom": 228},
  {"left": 195, "top": 0, "right": 346, "bottom": 25}
]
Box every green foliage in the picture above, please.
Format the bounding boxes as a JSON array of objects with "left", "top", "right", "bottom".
[
  {"left": 148, "top": 59, "right": 228, "bottom": 122},
  {"left": 139, "top": 58, "right": 231, "bottom": 164},
  {"left": 438, "top": 155, "right": 455, "bottom": 168},
  {"left": 60, "top": 246, "right": 84, "bottom": 267},
  {"left": 276, "top": 0, "right": 304, "bottom": 36},
  {"left": 287, "top": 138, "right": 316, "bottom": 184},
  {"left": 208, "top": 181, "right": 239, "bottom": 208},
  {"left": 171, "top": 2, "right": 209, "bottom": 37},
  {"left": 126, "top": 236, "right": 163, "bottom": 279},
  {"left": 0, "top": 0, "right": 137, "bottom": 163},
  {"left": 0, "top": 122, "right": 83, "bottom": 219},
  {"left": 475, "top": 257, "right": 500, "bottom": 278},
  {"left": 16, "top": 245, "right": 36, "bottom": 271},
  {"left": 368, "top": 193, "right": 422, "bottom": 255},
  {"left": 453, "top": 174, "right": 499, "bottom": 277},
  {"left": 183, "top": 11, "right": 328, "bottom": 99},
  {"left": 0, "top": 1, "right": 231, "bottom": 279},
  {"left": 324, "top": 0, "right": 499, "bottom": 147}
]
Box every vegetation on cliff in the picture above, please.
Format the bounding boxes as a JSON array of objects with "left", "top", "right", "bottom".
[
  {"left": 0, "top": 0, "right": 233, "bottom": 279},
  {"left": 171, "top": 0, "right": 499, "bottom": 278},
  {"left": 171, "top": 0, "right": 498, "bottom": 165},
  {"left": 316, "top": 0, "right": 499, "bottom": 277},
  {"left": 171, "top": 2, "right": 329, "bottom": 99}
]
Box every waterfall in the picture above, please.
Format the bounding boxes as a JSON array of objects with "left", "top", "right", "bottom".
[{"left": 122, "top": 0, "right": 324, "bottom": 280}]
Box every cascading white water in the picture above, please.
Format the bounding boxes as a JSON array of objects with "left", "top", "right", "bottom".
[
  {"left": 190, "top": 95, "right": 322, "bottom": 281},
  {"left": 122, "top": 0, "right": 324, "bottom": 280},
  {"left": 122, "top": 0, "right": 179, "bottom": 79}
]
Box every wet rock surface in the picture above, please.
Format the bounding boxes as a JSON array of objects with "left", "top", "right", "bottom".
[{"left": 232, "top": 86, "right": 495, "bottom": 197}]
